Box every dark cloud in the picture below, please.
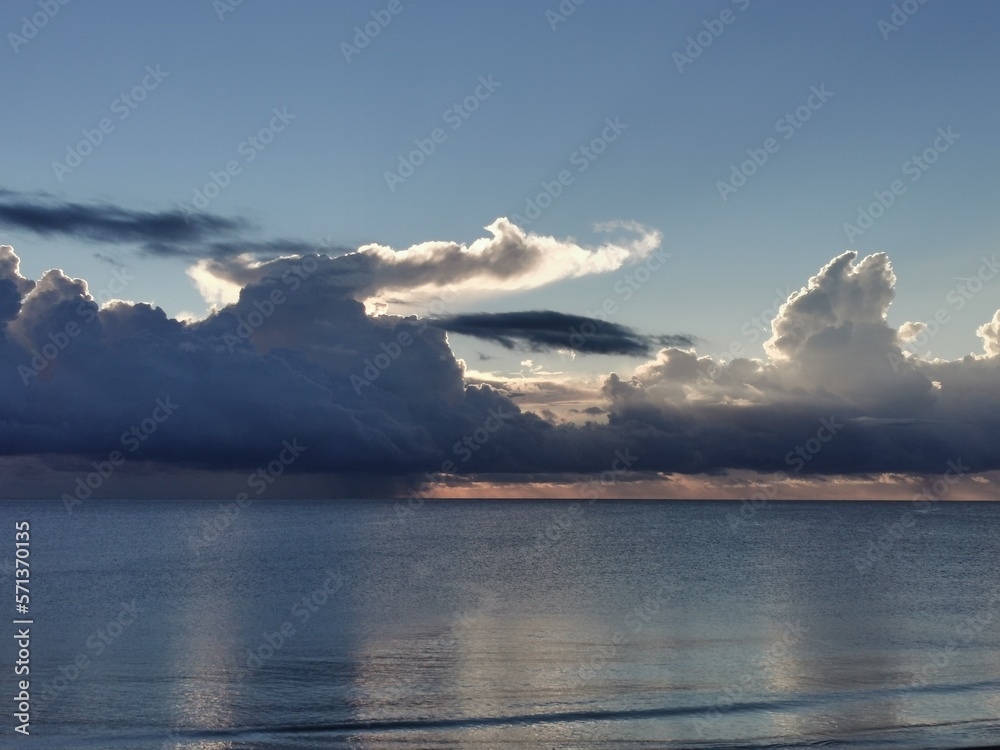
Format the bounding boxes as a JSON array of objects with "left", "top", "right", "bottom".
[
  {"left": 0, "top": 234, "right": 998, "bottom": 498},
  {"left": 0, "top": 189, "right": 339, "bottom": 259},
  {"left": 0, "top": 190, "right": 240, "bottom": 253},
  {"left": 428, "top": 310, "right": 694, "bottom": 356},
  {"left": 0, "top": 243, "right": 482, "bottom": 475}
]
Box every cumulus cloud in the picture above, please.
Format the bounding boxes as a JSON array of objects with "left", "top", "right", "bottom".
[
  {"left": 977, "top": 309, "right": 1000, "bottom": 357},
  {"left": 898, "top": 321, "right": 927, "bottom": 343},
  {"left": 597, "top": 250, "right": 999, "bottom": 476},
  {"left": 1, "top": 224, "right": 998, "bottom": 497},
  {"left": 759, "top": 251, "right": 933, "bottom": 411},
  {"left": 428, "top": 310, "right": 693, "bottom": 356},
  {"left": 0, "top": 245, "right": 496, "bottom": 474},
  {"left": 0, "top": 245, "right": 35, "bottom": 322}
]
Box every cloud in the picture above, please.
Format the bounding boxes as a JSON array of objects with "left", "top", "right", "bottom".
[
  {"left": 428, "top": 310, "right": 694, "bottom": 356},
  {"left": 0, "top": 188, "right": 332, "bottom": 259},
  {"left": 356, "top": 218, "right": 662, "bottom": 297},
  {"left": 596, "top": 251, "right": 1000, "bottom": 476},
  {"left": 0, "top": 247, "right": 474, "bottom": 473},
  {"left": 0, "top": 245, "right": 35, "bottom": 322},
  {"left": 977, "top": 309, "right": 1000, "bottom": 358},
  {"left": 898, "top": 321, "right": 926, "bottom": 343},
  {"left": 0, "top": 189, "right": 664, "bottom": 310},
  {"left": 191, "top": 218, "right": 664, "bottom": 308},
  {"left": 0, "top": 229, "right": 998, "bottom": 497},
  {"left": 759, "top": 250, "right": 932, "bottom": 410}
]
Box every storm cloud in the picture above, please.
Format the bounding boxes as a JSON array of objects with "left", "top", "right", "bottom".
[
  {"left": 0, "top": 230, "right": 998, "bottom": 497},
  {"left": 428, "top": 310, "right": 694, "bottom": 355}
]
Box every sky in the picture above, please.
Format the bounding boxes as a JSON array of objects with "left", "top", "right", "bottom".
[{"left": 1, "top": 0, "right": 999, "bottom": 499}]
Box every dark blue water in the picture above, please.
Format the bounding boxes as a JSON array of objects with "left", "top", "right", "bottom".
[{"left": 2, "top": 499, "right": 1000, "bottom": 749}]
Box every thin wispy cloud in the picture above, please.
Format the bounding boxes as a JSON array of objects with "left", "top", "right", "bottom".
[{"left": 0, "top": 188, "right": 333, "bottom": 259}]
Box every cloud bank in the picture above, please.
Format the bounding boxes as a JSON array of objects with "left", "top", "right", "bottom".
[{"left": 1, "top": 207, "right": 998, "bottom": 497}]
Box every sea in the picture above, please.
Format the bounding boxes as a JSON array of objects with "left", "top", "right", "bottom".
[{"left": 2, "top": 498, "right": 999, "bottom": 749}]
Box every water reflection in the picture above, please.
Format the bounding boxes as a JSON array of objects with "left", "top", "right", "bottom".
[
  {"left": 13, "top": 499, "right": 1000, "bottom": 749},
  {"left": 160, "top": 507, "right": 248, "bottom": 750}
]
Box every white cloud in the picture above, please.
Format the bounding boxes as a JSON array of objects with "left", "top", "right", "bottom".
[
  {"left": 186, "top": 218, "right": 664, "bottom": 308},
  {"left": 186, "top": 258, "right": 245, "bottom": 308},
  {"left": 977, "top": 309, "right": 1000, "bottom": 357}
]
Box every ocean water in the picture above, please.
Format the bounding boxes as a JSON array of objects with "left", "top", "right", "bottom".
[{"left": 3, "top": 498, "right": 1000, "bottom": 749}]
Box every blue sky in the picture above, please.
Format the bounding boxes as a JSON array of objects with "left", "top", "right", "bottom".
[
  {"left": 2, "top": 0, "right": 999, "bottom": 498},
  {"left": 5, "top": 0, "right": 999, "bottom": 366}
]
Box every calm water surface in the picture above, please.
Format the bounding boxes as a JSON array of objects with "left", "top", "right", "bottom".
[{"left": 3, "top": 499, "right": 1000, "bottom": 749}]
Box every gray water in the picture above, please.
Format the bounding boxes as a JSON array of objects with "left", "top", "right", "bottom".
[{"left": 3, "top": 499, "right": 1000, "bottom": 749}]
